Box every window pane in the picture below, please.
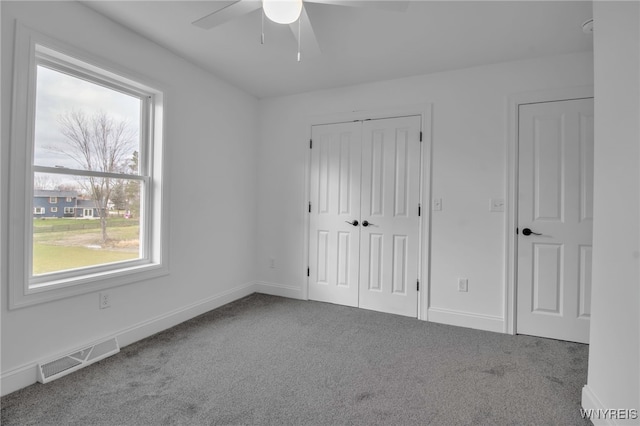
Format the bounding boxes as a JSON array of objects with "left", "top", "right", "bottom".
[
  {"left": 33, "top": 173, "right": 142, "bottom": 276},
  {"left": 34, "top": 65, "right": 141, "bottom": 173}
]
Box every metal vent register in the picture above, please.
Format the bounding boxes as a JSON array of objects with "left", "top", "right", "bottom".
[{"left": 37, "top": 337, "right": 120, "bottom": 383}]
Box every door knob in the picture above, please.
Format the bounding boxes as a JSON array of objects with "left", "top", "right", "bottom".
[
  {"left": 345, "top": 220, "right": 359, "bottom": 226},
  {"left": 521, "top": 228, "right": 542, "bottom": 236},
  {"left": 362, "top": 220, "right": 374, "bottom": 227}
]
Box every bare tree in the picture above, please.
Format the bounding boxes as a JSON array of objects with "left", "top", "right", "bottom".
[
  {"left": 51, "top": 110, "right": 136, "bottom": 243},
  {"left": 33, "top": 174, "right": 60, "bottom": 190}
]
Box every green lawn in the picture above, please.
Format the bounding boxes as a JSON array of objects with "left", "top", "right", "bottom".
[
  {"left": 33, "top": 244, "right": 139, "bottom": 275},
  {"left": 33, "top": 217, "right": 138, "bottom": 232},
  {"left": 33, "top": 218, "right": 140, "bottom": 275}
]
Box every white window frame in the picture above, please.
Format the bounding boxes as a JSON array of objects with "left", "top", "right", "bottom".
[
  {"left": 65, "top": 197, "right": 72, "bottom": 202},
  {"left": 49, "top": 196, "right": 57, "bottom": 204},
  {"left": 34, "top": 207, "right": 45, "bottom": 215},
  {"left": 50, "top": 207, "right": 58, "bottom": 213},
  {"left": 64, "top": 207, "right": 74, "bottom": 214},
  {"left": 8, "top": 24, "right": 169, "bottom": 309}
]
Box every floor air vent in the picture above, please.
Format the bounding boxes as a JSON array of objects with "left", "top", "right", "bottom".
[{"left": 37, "top": 337, "right": 120, "bottom": 383}]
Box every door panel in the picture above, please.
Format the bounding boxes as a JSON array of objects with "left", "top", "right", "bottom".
[
  {"left": 359, "top": 116, "right": 421, "bottom": 317},
  {"left": 308, "top": 122, "right": 361, "bottom": 307},
  {"left": 532, "top": 243, "right": 562, "bottom": 314},
  {"left": 517, "top": 98, "right": 594, "bottom": 343}
]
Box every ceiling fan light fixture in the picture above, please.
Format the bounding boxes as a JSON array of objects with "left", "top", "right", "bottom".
[{"left": 262, "top": 0, "right": 303, "bottom": 24}]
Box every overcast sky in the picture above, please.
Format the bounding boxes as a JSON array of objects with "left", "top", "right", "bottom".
[{"left": 34, "top": 65, "right": 141, "bottom": 171}]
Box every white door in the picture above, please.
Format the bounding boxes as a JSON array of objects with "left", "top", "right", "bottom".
[
  {"left": 359, "top": 117, "right": 421, "bottom": 317},
  {"left": 517, "top": 98, "right": 594, "bottom": 343},
  {"left": 308, "top": 116, "right": 422, "bottom": 317},
  {"left": 308, "top": 122, "right": 362, "bottom": 307}
]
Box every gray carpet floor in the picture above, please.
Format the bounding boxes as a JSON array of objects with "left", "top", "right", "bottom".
[{"left": 1, "top": 294, "right": 591, "bottom": 425}]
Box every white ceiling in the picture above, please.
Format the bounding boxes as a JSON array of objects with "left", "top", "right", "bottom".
[{"left": 84, "top": 1, "right": 593, "bottom": 99}]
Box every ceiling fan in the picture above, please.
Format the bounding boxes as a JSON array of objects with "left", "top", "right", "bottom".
[{"left": 192, "top": 0, "right": 409, "bottom": 60}]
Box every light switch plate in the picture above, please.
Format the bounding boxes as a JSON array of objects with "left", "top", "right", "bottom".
[
  {"left": 458, "top": 278, "right": 468, "bottom": 292},
  {"left": 432, "top": 198, "right": 442, "bottom": 211},
  {"left": 490, "top": 198, "right": 505, "bottom": 212}
]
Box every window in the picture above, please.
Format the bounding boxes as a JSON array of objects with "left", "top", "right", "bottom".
[{"left": 8, "top": 25, "right": 167, "bottom": 309}]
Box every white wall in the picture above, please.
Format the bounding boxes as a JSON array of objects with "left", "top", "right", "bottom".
[
  {"left": 582, "top": 2, "right": 640, "bottom": 423},
  {"left": 256, "top": 51, "right": 594, "bottom": 330},
  {"left": 0, "top": 0, "right": 609, "bottom": 401},
  {"left": 1, "top": 1, "right": 259, "bottom": 394}
]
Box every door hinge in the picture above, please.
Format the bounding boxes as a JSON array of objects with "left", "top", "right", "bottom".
[
  {"left": 310, "top": 139, "right": 312, "bottom": 149},
  {"left": 308, "top": 202, "right": 311, "bottom": 213},
  {"left": 417, "top": 280, "right": 420, "bottom": 291},
  {"left": 307, "top": 267, "right": 310, "bottom": 277},
  {"left": 419, "top": 131, "right": 423, "bottom": 142},
  {"left": 418, "top": 203, "right": 421, "bottom": 216}
]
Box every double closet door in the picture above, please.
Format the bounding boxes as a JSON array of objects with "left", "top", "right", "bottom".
[{"left": 308, "top": 116, "right": 422, "bottom": 317}]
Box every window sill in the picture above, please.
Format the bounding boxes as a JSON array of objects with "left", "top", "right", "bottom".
[{"left": 9, "top": 262, "right": 169, "bottom": 310}]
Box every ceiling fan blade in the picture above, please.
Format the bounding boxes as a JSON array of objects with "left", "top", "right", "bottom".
[
  {"left": 304, "top": 0, "right": 409, "bottom": 12},
  {"left": 289, "top": 5, "right": 321, "bottom": 58},
  {"left": 192, "top": 0, "right": 261, "bottom": 30}
]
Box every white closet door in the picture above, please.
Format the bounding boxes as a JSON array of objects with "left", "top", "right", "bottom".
[
  {"left": 308, "top": 122, "right": 362, "bottom": 307},
  {"left": 517, "top": 98, "right": 594, "bottom": 343},
  {"left": 359, "top": 116, "right": 422, "bottom": 317}
]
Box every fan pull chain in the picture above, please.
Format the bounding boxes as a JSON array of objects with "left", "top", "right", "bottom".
[
  {"left": 261, "top": 8, "right": 265, "bottom": 45},
  {"left": 297, "top": 15, "right": 301, "bottom": 62}
]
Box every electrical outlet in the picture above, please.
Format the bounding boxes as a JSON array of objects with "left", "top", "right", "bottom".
[
  {"left": 458, "top": 278, "right": 468, "bottom": 292},
  {"left": 269, "top": 257, "right": 276, "bottom": 269},
  {"left": 432, "top": 198, "right": 442, "bottom": 211},
  {"left": 99, "top": 292, "right": 111, "bottom": 309}
]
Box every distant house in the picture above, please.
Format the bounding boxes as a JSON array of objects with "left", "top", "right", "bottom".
[
  {"left": 75, "top": 199, "right": 103, "bottom": 218},
  {"left": 33, "top": 190, "right": 77, "bottom": 218},
  {"left": 33, "top": 190, "right": 103, "bottom": 219}
]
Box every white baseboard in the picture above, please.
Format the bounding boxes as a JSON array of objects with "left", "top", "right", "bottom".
[
  {"left": 116, "top": 281, "right": 256, "bottom": 347},
  {"left": 581, "top": 385, "right": 620, "bottom": 426},
  {"left": 0, "top": 282, "right": 257, "bottom": 397},
  {"left": 254, "top": 281, "right": 304, "bottom": 300},
  {"left": 427, "top": 307, "right": 504, "bottom": 333},
  {"left": 0, "top": 363, "right": 38, "bottom": 398}
]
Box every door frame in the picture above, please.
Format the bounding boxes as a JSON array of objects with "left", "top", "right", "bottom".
[
  {"left": 505, "top": 86, "right": 594, "bottom": 334},
  {"left": 302, "top": 103, "right": 432, "bottom": 320}
]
